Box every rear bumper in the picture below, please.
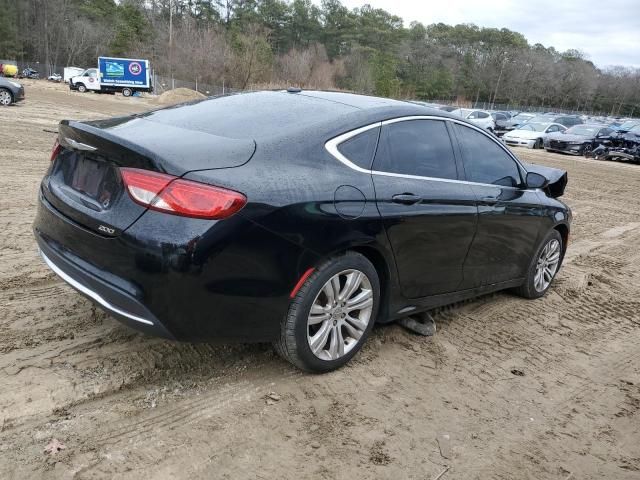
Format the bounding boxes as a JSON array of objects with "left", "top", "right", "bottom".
[
  {"left": 36, "top": 233, "right": 174, "bottom": 339},
  {"left": 33, "top": 189, "right": 301, "bottom": 342}
]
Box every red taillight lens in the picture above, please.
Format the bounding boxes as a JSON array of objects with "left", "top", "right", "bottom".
[
  {"left": 50, "top": 139, "right": 61, "bottom": 162},
  {"left": 120, "top": 168, "right": 246, "bottom": 219}
]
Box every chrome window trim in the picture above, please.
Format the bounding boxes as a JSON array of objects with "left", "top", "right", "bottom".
[
  {"left": 325, "top": 115, "right": 533, "bottom": 191},
  {"left": 40, "top": 249, "right": 154, "bottom": 326}
]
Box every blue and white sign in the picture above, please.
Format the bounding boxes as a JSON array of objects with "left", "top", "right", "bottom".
[{"left": 98, "top": 57, "right": 150, "bottom": 87}]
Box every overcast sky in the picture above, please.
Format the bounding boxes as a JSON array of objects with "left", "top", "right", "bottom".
[{"left": 331, "top": 0, "right": 640, "bottom": 68}]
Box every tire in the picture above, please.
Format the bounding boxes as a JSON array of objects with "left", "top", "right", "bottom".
[
  {"left": 513, "top": 230, "right": 563, "bottom": 299},
  {"left": 534, "top": 138, "right": 543, "bottom": 149},
  {"left": 77, "top": 83, "right": 87, "bottom": 93},
  {"left": 122, "top": 88, "right": 133, "bottom": 97},
  {"left": 0, "top": 88, "right": 13, "bottom": 106},
  {"left": 274, "top": 252, "right": 380, "bottom": 373},
  {"left": 583, "top": 144, "right": 593, "bottom": 157}
]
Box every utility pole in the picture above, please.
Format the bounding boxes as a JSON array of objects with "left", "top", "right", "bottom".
[{"left": 169, "top": 0, "right": 173, "bottom": 89}]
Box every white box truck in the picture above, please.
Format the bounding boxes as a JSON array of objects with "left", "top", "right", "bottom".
[{"left": 69, "top": 57, "right": 153, "bottom": 97}]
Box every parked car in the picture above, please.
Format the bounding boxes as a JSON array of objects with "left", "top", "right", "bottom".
[
  {"left": 20, "top": 67, "right": 39, "bottom": 79},
  {"left": 0, "top": 77, "right": 25, "bottom": 105},
  {"left": 503, "top": 122, "right": 567, "bottom": 149},
  {"left": 545, "top": 124, "right": 614, "bottom": 155},
  {"left": 451, "top": 108, "right": 496, "bottom": 132},
  {"left": 34, "top": 91, "right": 571, "bottom": 372},
  {"left": 504, "top": 112, "right": 536, "bottom": 131},
  {"left": 612, "top": 120, "right": 640, "bottom": 133},
  {"left": 491, "top": 111, "right": 512, "bottom": 136},
  {"left": 47, "top": 73, "right": 62, "bottom": 82}
]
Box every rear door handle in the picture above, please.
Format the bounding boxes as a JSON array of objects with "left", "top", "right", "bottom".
[{"left": 392, "top": 194, "right": 422, "bottom": 205}]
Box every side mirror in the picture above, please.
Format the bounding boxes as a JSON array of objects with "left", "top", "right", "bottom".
[{"left": 526, "top": 172, "right": 549, "bottom": 189}]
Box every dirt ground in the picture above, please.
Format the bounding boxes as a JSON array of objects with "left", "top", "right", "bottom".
[{"left": 1, "top": 81, "right": 639, "bottom": 480}]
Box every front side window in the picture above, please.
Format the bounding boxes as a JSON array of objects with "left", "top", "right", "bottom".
[
  {"left": 374, "top": 120, "right": 458, "bottom": 180},
  {"left": 454, "top": 124, "right": 522, "bottom": 187}
]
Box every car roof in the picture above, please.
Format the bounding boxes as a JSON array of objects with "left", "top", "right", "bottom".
[{"left": 138, "top": 90, "right": 456, "bottom": 141}]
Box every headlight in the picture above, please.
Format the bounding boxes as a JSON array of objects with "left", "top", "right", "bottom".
[{"left": 8, "top": 81, "right": 21, "bottom": 88}]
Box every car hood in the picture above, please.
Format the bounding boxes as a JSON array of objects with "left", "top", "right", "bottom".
[{"left": 546, "top": 132, "right": 591, "bottom": 142}]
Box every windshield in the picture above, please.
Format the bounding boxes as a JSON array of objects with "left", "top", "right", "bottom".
[
  {"left": 565, "top": 126, "right": 598, "bottom": 136},
  {"left": 518, "top": 123, "right": 547, "bottom": 132},
  {"left": 513, "top": 113, "right": 534, "bottom": 121},
  {"left": 619, "top": 121, "right": 639, "bottom": 130}
]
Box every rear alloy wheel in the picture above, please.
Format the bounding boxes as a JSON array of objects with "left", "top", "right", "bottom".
[
  {"left": 77, "top": 84, "right": 87, "bottom": 93},
  {"left": 0, "top": 88, "right": 13, "bottom": 106},
  {"left": 513, "top": 229, "right": 563, "bottom": 299},
  {"left": 122, "top": 88, "right": 133, "bottom": 97},
  {"left": 274, "top": 252, "right": 379, "bottom": 372}
]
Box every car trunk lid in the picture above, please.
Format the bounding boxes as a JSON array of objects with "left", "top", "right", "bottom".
[{"left": 42, "top": 119, "right": 256, "bottom": 236}]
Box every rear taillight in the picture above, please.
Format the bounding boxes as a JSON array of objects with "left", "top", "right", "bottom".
[
  {"left": 50, "top": 138, "right": 61, "bottom": 162},
  {"left": 120, "top": 168, "right": 246, "bottom": 219}
]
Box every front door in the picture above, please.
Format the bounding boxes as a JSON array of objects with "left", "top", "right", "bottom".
[
  {"left": 452, "top": 123, "right": 543, "bottom": 287},
  {"left": 372, "top": 119, "right": 478, "bottom": 298}
]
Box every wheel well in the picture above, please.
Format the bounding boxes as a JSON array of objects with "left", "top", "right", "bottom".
[
  {"left": 554, "top": 224, "right": 569, "bottom": 254},
  {"left": 348, "top": 246, "right": 391, "bottom": 322}
]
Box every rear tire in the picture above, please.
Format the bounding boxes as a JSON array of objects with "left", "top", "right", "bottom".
[
  {"left": 274, "top": 252, "right": 380, "bottom": 373},
  {"left": 513, "top": 230, "right": 563, "bottom": 299},
  {"left": 77, "top": 83, "right": 87, "bottom": 93},
  {"left": 122, "top": 88, "right": 133, "bottom": 97},
  {"left": 0, "top": 88, "right": 13, "bottom": 106}
]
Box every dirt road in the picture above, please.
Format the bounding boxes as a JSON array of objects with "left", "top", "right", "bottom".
[{"left": 1, "top": 82, "right": 639, "bottom": 479}]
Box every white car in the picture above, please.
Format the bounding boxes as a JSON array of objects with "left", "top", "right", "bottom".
[
  {"left": 451, "top": 108, "right": 496, "bottom": 132},
  {"left": 503, "top": 122, "right": 567, "bottom": 149}
]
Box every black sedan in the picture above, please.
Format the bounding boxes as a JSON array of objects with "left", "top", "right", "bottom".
[
  {"left": 545, "top": 124, "right": 614, "bottom": 155},
  {"left": 34, "top": 90, "right": 571, "bottom": 372}
]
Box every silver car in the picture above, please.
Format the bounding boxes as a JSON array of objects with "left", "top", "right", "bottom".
[
  {"left": 503, "top": 122, "right": 567, "bottom": 149},
  {"left": 0, "top": 77, "right": 25, "bottom": 106}
]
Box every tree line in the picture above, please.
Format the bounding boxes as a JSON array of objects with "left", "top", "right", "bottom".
[{"left": 1, "top": 0, "right": 638, "bottom": 115}]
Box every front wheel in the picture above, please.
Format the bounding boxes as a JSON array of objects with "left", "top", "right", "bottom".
[
  {"left": 77, "top": 83, "right": 87, "bottom": 93},
  {"left": 513, "top": 230, "right": 563, "bottom": 299},
  {"left": 0, "top": 88, "right": 13, "bottom": 106},
  {"left": 274, "top": 252, "right": 380, "bottom": 372}
]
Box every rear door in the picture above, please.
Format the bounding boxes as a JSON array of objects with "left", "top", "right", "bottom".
[
  {"left": 452, "top": 123, "right": 543, "bottom": 287},
  {"left": 372, "top": 118, "right": 478, "bottom": 298}
]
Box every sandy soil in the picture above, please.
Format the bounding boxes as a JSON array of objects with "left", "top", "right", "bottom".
[{"left": 1, "top": 81, "right": 639, "bottom": 479}]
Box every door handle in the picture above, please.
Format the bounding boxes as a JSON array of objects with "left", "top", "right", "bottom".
[
  {"left": 480, "top": 196, "right": 498, "bottom": 205},
  {"left": 392, "top": 194, "right": 422, "bottom": 205}
]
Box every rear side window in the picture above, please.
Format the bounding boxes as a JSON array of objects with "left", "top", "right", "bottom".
[
  {"left": 454, "top": 124, "right": 522, "bottom": 187},
  {"left": 337, "top": 127, "right": 380, "bottom": 169},
  {"left": 374, "top": 120, "right": 458, "bottom": 180}
]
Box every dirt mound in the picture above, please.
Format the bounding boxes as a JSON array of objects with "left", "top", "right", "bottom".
[{"left": 153, "top": 87, "right": 206, "bottom": 105}]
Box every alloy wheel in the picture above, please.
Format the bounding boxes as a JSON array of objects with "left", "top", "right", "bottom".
[
  {"left": 0, "top": 89, "right": 12, "bottom": 106},
  {"left": 534, "top": 239, "right": 561, "bottom": 292},
  {"left": 307, "top": 269, "right": 373, "bottom": 361}
]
